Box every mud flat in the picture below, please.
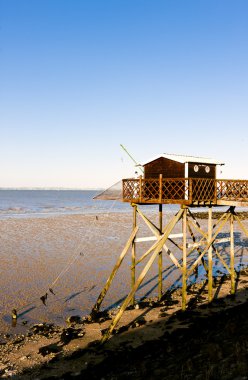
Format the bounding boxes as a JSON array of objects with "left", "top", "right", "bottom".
[
  {"left": 1, "top": 270, "right": 248, "bottom": 379},
  {"left": 0, "top": 210, "right": 248, "bottom": 378}
]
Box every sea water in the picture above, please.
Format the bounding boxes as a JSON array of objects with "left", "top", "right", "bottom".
[
  {"left": 0, "top": 190, "right": 129, "bottom": 219},
  {"left": 0, "top": 189, "right": 182, "bottom": 219}
]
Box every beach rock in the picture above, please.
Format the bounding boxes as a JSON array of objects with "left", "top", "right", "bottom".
[
  {"left": 66, "top": 315, "right": 81, "bottom": 324},
  {"left": 130, "top": 317, "right": 146, "bottom": 328},
  {"left": 113, "top": 325, "right": 129, "bottom": 335},
  {"left": 12, "top": 336, "right": 24, "bottom": 345},
  {"left": 60, "top": 327, "right": 83, "bottom": 345},
  {"left": 31, "top": 323, "right": 56, "bottom": 336},
  {"left": 159, "top": 312, "right": 168, "bottom": 317},
  {"left": 39, "top": 343, "right": 61, "bottom": 357}
]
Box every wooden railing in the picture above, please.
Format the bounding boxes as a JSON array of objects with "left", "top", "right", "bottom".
[{"left": 122, "top": 178, "right": 248, "bottom": 205}]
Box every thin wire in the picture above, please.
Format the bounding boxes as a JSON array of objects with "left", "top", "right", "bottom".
[{"left": 16, "top": 197, "right": 118, "bottom": 312}]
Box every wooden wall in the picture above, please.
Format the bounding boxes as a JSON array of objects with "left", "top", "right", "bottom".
[
  {"left": 188, "top": 163, "right": 216, "bottom": 179},
  {"left": 144, "top": 158, "right": 216, "bottom": 179},
  {"left": 144, "top": 157, "right": 184, "bottom": 178}
]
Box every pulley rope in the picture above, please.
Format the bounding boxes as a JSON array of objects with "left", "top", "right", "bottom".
[{"left": 14, "top": 197, "right": 119, "bottom": 314}]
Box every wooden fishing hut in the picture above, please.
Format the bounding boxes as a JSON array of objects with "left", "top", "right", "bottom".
[
  {"left": 123, "top": 153, "right": 222, "bottom": 204},
  {"left": 92, "top": 153, "right": 248, "bottom": 343}
]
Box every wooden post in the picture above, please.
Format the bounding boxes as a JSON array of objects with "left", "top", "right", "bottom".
[
  {"left": 158, "top": 203, "right": 163, "bottom": 300},
  {"left": 208, "top": 206, "right": 213, "bottom": 302},
  {"left": 139, "top": 176, "right": 142, "bottom": 203},
  {"left": 131, "top": 204, "right": 137, "bottom": 305},
  {"left": 189, "top": 178, "right": 193, "bottom": 203},
  {"left": 159, "top": 174, "right": 163, "bottom": 203},
  {"left": 91, "top": 226, "right": 139, "bottom": 315},
  {"left": 214, "top": 179, "right": 217, "bottom": 203},
  {"left": 230, "top": 210, "right": 235, "bottom": 294},
  {"left": 101, "top": 208, "right": 184, "bottom": 343},
  {"left": 182, "top": 207, "right": 187, "bottom": 311}
]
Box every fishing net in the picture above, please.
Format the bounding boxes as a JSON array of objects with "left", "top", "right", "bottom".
[{"left": 93, "top": 180, "right": 123, "bottom": 201}]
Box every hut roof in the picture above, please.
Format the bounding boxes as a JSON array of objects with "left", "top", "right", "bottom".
[{"left": 141, "top": 153, "right": 224, "bottom": 166}]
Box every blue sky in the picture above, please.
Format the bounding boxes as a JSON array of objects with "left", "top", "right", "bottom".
[{"left": 0, "top": 0, "right": 248, "bottom": 188}]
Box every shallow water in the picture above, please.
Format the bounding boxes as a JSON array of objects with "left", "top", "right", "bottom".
[{"left": 0, "top": 190, "right": 133, "bottom": 219}]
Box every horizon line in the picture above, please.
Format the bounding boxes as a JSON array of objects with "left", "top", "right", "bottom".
[{"left": 0, "top": 187, "right": 105, "bottom": 191}]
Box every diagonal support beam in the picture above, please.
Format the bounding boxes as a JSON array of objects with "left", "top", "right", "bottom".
[
  {"left": 134, "top": 207, "right": 182, "bottom": 269},
  {"left": 212, "top": 245, "right": 234, "bottom": 276},
  {"left": 91, "top": 226, "right": 139, "bottom": 315},
  {"left": 101, "top": 208, "right": 184, "bottom": 343},
  {"left": 187, "top": 213, "right": 231, "bottom": 277},
  {"left": 234, "top": 214, "right": 248, "bottom": 239},
  {"left": 187, "top": 217, "right": 208, "bottom": 273},
  {"left": 188, "top": 213, "right": 208, "bottom": 240},
  {"left": 136, "top": 206, "right": 161, "bottom": 236}
]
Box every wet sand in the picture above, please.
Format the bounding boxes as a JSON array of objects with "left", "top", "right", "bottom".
[
  {"left": 0, "top": 210, "right": 248, "bottom": 335},
  {"left": 0, "top": 210, "right": 248, "bottom": 378}
]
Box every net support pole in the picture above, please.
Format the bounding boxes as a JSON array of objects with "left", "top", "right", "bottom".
[
  {"left": 131, "top": 204, "right": 137, "bottom": 305},
  {"left": 101, "top": 208, "right": 184, "bottom": 343},
  {"left": 208, "top": 206, "right": 213, "bottom": 302},
  {"left": 182, "top": 207, "right": 187, "bottom": 311},
  {"left": 230, "top": 209, "right": 235, "bottom": 294},
  {"left": 91, "top": 226, "right": 139, "bottom": 315},
  {"left": 158, "top": 202, "right": 163, "bottom": 300}
]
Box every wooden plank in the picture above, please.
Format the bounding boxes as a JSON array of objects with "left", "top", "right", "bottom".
[
  {"left": 212, "top": 246, "right": 233, "bottom": 276},
  {"left": 124, "top": 199, "right": 191, "bottom": 205},
  {"left": 186, "top": 218, "right": 208, "bottom": 273},
  {"left": 187, "top": 237, "right": 230, "bottom": 249},
  {"left": 158, "top": 203, "right": 163, "bottom": 300},
  {"left": 187, "top": 209, "right": 201, "bottom": 228},
  {"left": 135, "top": 234, "right": 183, "bottom": 243},
  {"left": 187, "top": 218, "right": 208, "bottom": 239},
  {"left": 135, "top": 206, "right": 182, "bottom": 269},
  {"left": 162, "top": 244, "right": 182, "bottom": 269},
  {"left": 159, "top": 174, "right": 163, "bottom": 203},
  {"left": 208, "top": 207, "right": 213, "bottom": 302},
  {"left": 134, "top": 233, "right": 183, "bottom": 243},
  {"left": 182, "top": 209, "right": 187, "bottom": 311},
  {"left": 230, "top": 212, "right": 235, "bottom": 294},
  {"left": 91, "top": 226, "right": 139, "bottom": 315},
  {"left": 217, "top": 200, "right": 248, "bottom": 207},
  {"left": 131, "top": 205, "right": 137, "bottom": 306},
  {"left": 234, "top": 214, "right": 248, "bottom": 239},
  {"left": 134, "top": 233, "right": 182, "bottom": 270},
  {"left": 101, "top": 208, "right": 184, "bottom": 343},
  {"left": 136, "top": 206, "right": 161, "bottom": 236},
  {"left": 212, "top": 207, "right": 231, "bottom": 229},
  {"left": 187, "top": 213, "right": 231, "bottom": 276}
]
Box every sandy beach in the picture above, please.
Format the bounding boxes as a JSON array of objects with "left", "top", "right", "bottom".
[
  {"left": 0, "top": 211, "right": 135, "bottom": 335},
  {"left": 0, "top": 210, "right": 248, "bottom": 378}
]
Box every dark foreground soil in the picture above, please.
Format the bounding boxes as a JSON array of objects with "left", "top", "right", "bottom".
[
  {"left": 79, "top": 300, "right": 248, "bottom": 380},
  {"left": 2, "top": 271, "right": 248, "bottom": 380}
]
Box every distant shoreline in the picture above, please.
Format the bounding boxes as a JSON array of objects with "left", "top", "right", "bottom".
[{"left": 0, "top": 188, "right": 104, "bottom": 191}]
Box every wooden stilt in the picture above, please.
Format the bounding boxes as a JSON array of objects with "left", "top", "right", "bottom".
[
  {"left": 182, "top": 208, "right": 187, "bottom": 311},
  {"left": 131, "top": 205, "right": 137, "bottom": 306},
  {"left": 208, "top": 207, "right": 213, "bottom": 302},
  {"left": 187, "top": 219, "right": 208, "bottom": 273},
  {"left": 101, "top": 208, "right": 184, "bottom": 343},
  {"left": 91, "top": 226, "right": 139, "bottom": 315},
  {"left": 134, "top": 208, "right": 182, "bottom": 269},
  {"left": 234, "top": 214, "right": 248, "bottom": 239},
  {"left": 136, "top": 206, "right": 160, "bottom": 235},
  {"left": 158, "top": 203, "right": 163, "bottom": 300},
  {"left": 230, "top": 210, "right": 235, "bottom": 294},
  {"left": 187, "top": 213, "right": 231, "bottom": 277},
  {"left": 213, "top": 246, "right": 234, "bottom": 276}
]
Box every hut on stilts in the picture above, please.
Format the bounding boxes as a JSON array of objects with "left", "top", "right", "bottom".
[{"left": 92, "top": 153, "right": 248, "bottom": 343}]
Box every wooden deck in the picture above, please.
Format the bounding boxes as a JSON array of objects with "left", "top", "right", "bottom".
[{"left": 122, "top": 178, "right": 248, "bottom": 207}]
